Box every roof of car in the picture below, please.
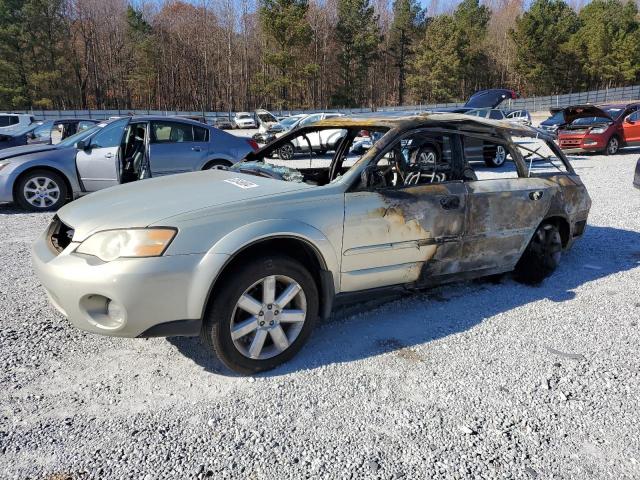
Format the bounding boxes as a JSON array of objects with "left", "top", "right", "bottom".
[{"left": 312, "top": 112, "right": 545, "bottom": 138}]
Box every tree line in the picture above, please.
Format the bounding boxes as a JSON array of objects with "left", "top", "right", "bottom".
[{"left": 0, "top": 0, "right": 639, "bottom": 112}]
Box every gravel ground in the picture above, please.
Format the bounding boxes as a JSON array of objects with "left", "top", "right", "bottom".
[{"left": 1, "top": 148, "right": 639, "bottom": 479}]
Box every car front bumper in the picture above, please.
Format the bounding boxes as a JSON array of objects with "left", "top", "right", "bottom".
[
  {"left": 31, "top": 229, "right": 230, "bottom": 338},
  {"left": 558, "top": 135, "right": 607, "bottom": 152}
]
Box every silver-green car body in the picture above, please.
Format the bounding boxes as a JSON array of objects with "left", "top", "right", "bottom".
[{"left": 32, "top": 113, "right": 591, "bottom": 371}]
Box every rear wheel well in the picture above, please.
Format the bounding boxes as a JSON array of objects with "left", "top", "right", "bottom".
[
  {"left": 204, "top": 237, "right": 328, "bottom": 316},
  {"left": 13, "top": 166, "right": 73, "bottom": 201},
  {"left": 203, "top": 159, "right": 232, "bottom": 169},
  {"left": 542, "top": 216, "right": 570, "bottom": 247}
]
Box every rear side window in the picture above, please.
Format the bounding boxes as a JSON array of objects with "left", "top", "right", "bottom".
[
  {"left": 151, "top": 121, "right": 206, "bottom": 143},
  {"left": 489, "top": 110, "right": 504, "bottom": 120},
  {"left": 0, "top": 116, "right": 19, "bottom": 127},
  {"left": 194, "top": 125, "right": 209, "bottom": 142}
]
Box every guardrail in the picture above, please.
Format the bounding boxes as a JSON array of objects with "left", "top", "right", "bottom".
[{"left": 9, "top": 85, "right": 640, "bottom": 121}]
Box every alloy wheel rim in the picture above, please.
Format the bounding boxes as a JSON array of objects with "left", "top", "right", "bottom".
[
  {"left": 24, "top": 177, "right": 60, "bottom": 208},
  {"left": 280, "top": 144, "right": 293, "bottom": 159},
  {"left": 608, "top": 138, "right": 618, "bottom": 154},
  {"left": 495, "top": 146, "right": 506, "bottom": 165},
  {"left": 230, "top": 275, "right": 307, "bottom": 360}
]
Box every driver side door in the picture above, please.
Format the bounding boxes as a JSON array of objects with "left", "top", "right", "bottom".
[
  {"left": 622, "top": 110, "right": 640, "bottom": 145},
  {"left": 340, "top": 130, "right": 467, "bottom": 292},
  {"left": 76, "top": 118, "right": 129, "bottom": 192}
]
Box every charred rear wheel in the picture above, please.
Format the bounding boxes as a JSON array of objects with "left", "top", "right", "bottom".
[
  {"left": 605, "top": 136, "right": 620, "bottom": 155},
  {"left": 514, "top": 223, "right": 562, "bottom": 285},
  {"left": 16, "top": 170, "right": 68, "bottom": 211},
  {"left": 201, "top": 255, "right": 318, "bottom": 374}
]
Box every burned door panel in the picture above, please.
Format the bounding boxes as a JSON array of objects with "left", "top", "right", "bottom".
[
  {"left": 461, "top": 177, "right": 557, "bottom": 271},
  {"left": 341, "top": 182, "right": 466, "bottom": 291}
]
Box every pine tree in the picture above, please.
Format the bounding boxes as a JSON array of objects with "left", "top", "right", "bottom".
[
  {"left": 257, "top": 0, "right": 314, "bottom": 107},
  {"left": 510, "top": 0, "right": 581, "bottom": 95},
  {"left": 332, "top": 0, "right": 381, "bottom": 107},
  {"left": 388, "top": 0, "right": 424, "bottom": 105}
]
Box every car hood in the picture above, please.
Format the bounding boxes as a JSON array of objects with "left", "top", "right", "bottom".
[
  {"left": 0, "top": 144, "right": 58, "bottom": 160},
  {"left": 58, "top": 169, "right": 313, "bottom": 241},
  {"left": 464, "top": 89, "right": 518, "bottom": 108},
  {"left": 563, "top": 105, "right": 613, "bottom": 124}
]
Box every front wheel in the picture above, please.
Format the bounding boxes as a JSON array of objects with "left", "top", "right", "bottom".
[
  {"left": 605, "top": 136, "right": 620, "bottom": 155},
  {"left": 201, "top": 255, "right": 318, "bottom": 374},
  {"left": 15, "top": 170, "right": 68, "bottom": 211},
  {"left": 514, "top": 223, "right": 562, "bottom": 284}
]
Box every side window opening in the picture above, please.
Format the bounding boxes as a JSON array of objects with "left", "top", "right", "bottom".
[
  {"left": 151, "top": 121, "right": 197, "bottom": 143},
  {"left": 513, "top": 135, "right": 569, "bottom": 176},
  {"left": 461, "top": 134, "right": 519, "bottom": 180},
  {"left": 367, "top": 131, "right": 460, "bottom": 190},
  {"left": 89, "top": 119, "right": 127, "bottom": 149}
]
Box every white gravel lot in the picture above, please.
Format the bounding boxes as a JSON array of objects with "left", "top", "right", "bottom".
[{"left": 1, "top": 148, "right": 639, "bottom": 479}]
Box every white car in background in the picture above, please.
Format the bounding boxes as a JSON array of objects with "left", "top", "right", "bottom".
[
  {"left": 276, "top": 112, "right": 345, "bottom": 159},
  {"left": 234, "top": 112, "right": 257, "bottom": 129},
  {"left": 0, "top": 113, "right": 35, "bottom": 131}
]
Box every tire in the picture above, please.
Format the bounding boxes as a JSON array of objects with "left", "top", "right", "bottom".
[
  {"left": 484, "top": 145, "right": 507, "bottom": 168},
  {"left": 514, "top": 223, "right": 562, "bottom": 285},
  {"left": 204, "top": 159, "right": 231, "bottom": 170},
  {"left": 278, "top": 142, "right": 295, "bottom": 160},
  {"left": 605, "top": 136, "right": 620, "bottom": 155},
  {"left": 201, "top": 255, "right": 319, "bottom": 374},
  {"left": 15, "top": 169, "right": 68, "bottom": 212}
]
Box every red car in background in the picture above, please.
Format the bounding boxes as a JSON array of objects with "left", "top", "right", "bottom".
[{"left": 557, "top": 103, "right": 640, "bottom": 154}]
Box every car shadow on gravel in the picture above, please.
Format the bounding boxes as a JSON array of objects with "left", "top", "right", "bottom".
[{"left": 171, "top": 224, "right": 640, "bottom": 377}]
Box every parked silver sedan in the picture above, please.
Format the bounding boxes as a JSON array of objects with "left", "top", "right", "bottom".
[
  {"left": 0, "top": 116, "right": 257, "bottom": 211},
  {"left": 32, "top": 114, "right": 591, "bottom": 374}
]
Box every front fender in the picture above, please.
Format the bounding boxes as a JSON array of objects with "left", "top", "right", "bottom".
[
  {"left": 0, "top": 157, "right": 81, "bottom": 202},
  {"left": 211, "top": 218, "right": 340, "bottom": 288}
]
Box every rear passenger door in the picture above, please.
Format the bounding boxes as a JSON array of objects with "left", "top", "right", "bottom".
[
  {"left": 459, "top": 134, "right": 553, "bottom": 273},
  {"left": 148, "top": 121, "right": 209, "bottom": 176},
  {"left": 622, "top": 110, "right": 640, "bottom": 144}
]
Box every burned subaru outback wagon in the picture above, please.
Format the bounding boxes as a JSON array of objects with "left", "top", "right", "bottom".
[{"left": 32, "top": 114, "right": 591, "bottom": 374}]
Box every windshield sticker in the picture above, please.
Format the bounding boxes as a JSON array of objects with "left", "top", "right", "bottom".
[{"left": 224, "top": 177, "right": 259, "bottom": 189}]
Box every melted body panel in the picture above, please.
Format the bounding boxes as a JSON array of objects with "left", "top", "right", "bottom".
[{"left": 341, "top": 182, "right": 466, "bottom": 291}]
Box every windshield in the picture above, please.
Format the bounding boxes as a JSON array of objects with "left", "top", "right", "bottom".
[
  {"left": 544, "top": 111, "right": 564, "bottom": 124},
  {"left": 57, "top": 124, "right": 103, "bottom": 147},
  {"left": 230, "top": 127, "right": 389, "bottom": 186},
  {"left": 604, "top": 108, "right": 623, "bottom": 119},
  {"left": 236, "top": 113, "right": 250, "bottom": 119},
  {"left": 257, "top": 112, "right": 277, "bottom": 123},
  {"left": 572, "top": 116, "right": 611, "bottom": 126},
  {"left": 280, "top": 117, "right": 302, "bottom": 128}
]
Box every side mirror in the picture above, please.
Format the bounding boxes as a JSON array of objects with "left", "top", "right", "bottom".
[
  {"left": 76, "top": 140, "right": 89, "bottom": 150},
  {"left": 626, "top": 116, "right": 636, "bottom": 124}
]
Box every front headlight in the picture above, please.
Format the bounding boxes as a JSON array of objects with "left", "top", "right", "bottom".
[
  {"left": 589, "top": 127, "right": 607, "bottom": 134},
  {"left": 76, "top": 228, "right": 177, "bottom": 262},
  {"left": 0, "top": 160, "right": 11, "bottom": 172}
]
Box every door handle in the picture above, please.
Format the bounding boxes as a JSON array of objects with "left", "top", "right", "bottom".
[
  {"left": 191, "top": 146, "right": 202, "bottom": 152},
  {"left": 104, "top": 153, "right": 113, "bottom": 158},
  {"left": 440, "top": 195, "right": 461, "bottom": 210}
]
